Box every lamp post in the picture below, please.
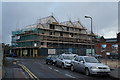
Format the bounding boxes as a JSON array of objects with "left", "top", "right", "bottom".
[{"left": 85, "top": 16, "right": 93, "bottom": 55}]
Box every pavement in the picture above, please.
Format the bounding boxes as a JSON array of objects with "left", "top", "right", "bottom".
[
  {"left": 0, "top": 67, "right": 2, "bottom": 80},
  {"left": 2, "top": 57, "right": 28, "bottom": 80}
]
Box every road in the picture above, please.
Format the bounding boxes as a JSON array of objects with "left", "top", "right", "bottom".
[{"left": 5, "top": 57, "right": 114, "bottom": 80}]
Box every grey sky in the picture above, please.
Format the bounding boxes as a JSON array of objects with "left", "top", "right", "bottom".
[
  {"left": 2, "top": 2, "right": 118, "bottom": 44},
  {"left": 0, "top": 2, "right": 2, "bottom": 43}
]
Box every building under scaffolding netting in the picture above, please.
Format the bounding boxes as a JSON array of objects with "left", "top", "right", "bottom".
[{"left": 11, "top": 16, "right": 98, "bottom": 57}]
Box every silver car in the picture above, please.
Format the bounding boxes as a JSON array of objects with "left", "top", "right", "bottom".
[
  {"left": 71, "top": 56, "right": 110, "bottom": 76},
  {"left": 55, "top": 53, "right": 78, "bottom": 68}
]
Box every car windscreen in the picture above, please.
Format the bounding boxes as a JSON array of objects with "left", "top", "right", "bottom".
[
  {"left": 63, "top": 56, "right": 75, "bottom": 60},
  {"left": 84, "top": 57, "right": 100, "bottom": 63}
]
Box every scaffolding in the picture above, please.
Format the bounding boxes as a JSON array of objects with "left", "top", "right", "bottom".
[{"left": 11, "top": 15, "right": 98, "bottom": 57}]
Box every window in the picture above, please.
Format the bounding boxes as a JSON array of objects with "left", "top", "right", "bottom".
[
  {"left": 78, "top": 57, "right": 84, "bottom": 62},
  {"left": 101, "top": 44, "right": 106, "bottom": 52},
  {"left": 60, "top": 32, "right": 63, "bottom": 36},
  {"left": 79, "top": 29, "right": 81, "bottom": 32},
  {"left": 70, "top": 33, "right": 73, "bottom": 37},
  {"left": 41, "top": 42, "right": 44, "bottom": 45},
  {"left": 74, "top": 57, "right": 78, "bottom": 61},
  {"left": 59, "top": 55, "right": 63, "bottom": 59},
  {"left": 42, "top": 32, "right": 44, "bottom": 34},
  {"left": 50, "top": 32, "right": 52, "bottom": 35},
  {"left": 67, "top": 27, "right": 69, "bottom": 31},
  {"left": 84, "top": 57, "right": 99, "bottom": 63},
  {"left": 112, "top": 44, "right": 118, "bottom": 50},
  {"left": 50, "top": 24, "right": 55, "bottom": 29},
  {"left": 49, "top": 32, "right": 55, "bottom": 35}
]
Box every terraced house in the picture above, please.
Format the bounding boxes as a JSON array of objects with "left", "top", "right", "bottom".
[{"left": 11, "top": 16, "right": 98, "bottom": 57}]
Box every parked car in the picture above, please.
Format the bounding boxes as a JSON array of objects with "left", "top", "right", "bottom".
[
  {"left": 55, "top": 53, "right": 78, "bottom": 68},
  {"left": 46, "top": 55, "right": 58, "bottom": 65},
  {"left": 71, "top": 56, "right": 110, "bottom": 76},
  {"left": 9, "top": 53, "right": 18, "bottom": 57}
]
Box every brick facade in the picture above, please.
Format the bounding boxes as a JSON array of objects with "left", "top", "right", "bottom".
[{"left": 95, "top": 37, "right": 118, "bottom": 57}]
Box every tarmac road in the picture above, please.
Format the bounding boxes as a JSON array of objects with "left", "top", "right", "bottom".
[{"left": 12, "top": 57, "right": 114, "bottom": 80}]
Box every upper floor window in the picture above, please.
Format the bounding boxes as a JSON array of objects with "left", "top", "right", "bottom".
[
  {"left": 60, "top": 32, "right": 63, "bottom": 36},
  {"left": 67, "top": 27, "right": 69, "bottom": 31},
  {"left": 70, "top": 33, "right": 73, "bottom": 37},
  {"left": 50, "top": 24, "right": 55, "bottom": 29}
]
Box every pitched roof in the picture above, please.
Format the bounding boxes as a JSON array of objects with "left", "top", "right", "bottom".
[
  {"left": 72, "top": 21, "right": 86, "bottom": 29},
  {"left": 38, "top": 16, "right": 59, "bottom": 24},
  {"left": 25, "top": 23, "right": 44, "bottom": 28},
  {"left": 60, "top": 20, "right": 74, "bottom": 27},
  {"left": 105, "top": 38, "right": 117, "bottom": 42}
]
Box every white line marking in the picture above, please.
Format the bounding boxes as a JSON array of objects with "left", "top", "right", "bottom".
[
  {"left": 48, "top": 67, "right": 52, "bottom": 70},
  {"left": 65, "top": 74, "right": 76, "bottom": 78},
  {"left": 54, "top": 69, "right": 59, "bottom": 72}
]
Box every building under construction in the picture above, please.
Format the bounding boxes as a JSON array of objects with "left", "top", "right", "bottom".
[{"left": 11, "top": 16, "right": 98, "bottom": 57}]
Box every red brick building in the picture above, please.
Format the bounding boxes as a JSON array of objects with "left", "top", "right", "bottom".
[{"left": 95, "top": 36, "right": 118, "bottom": 57}]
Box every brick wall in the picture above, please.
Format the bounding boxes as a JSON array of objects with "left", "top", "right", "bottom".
[
  {"left": 95, "top": 43, "right": 117, "bottom": 57},
  {"left": 95, "top": 37, "right": 118, "bottom": 57}
]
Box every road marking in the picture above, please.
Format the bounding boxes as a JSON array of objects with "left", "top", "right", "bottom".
[
  {"left": 22, "top": 65, "right": 38, "bottom": 79},
  {"left": 18, "top": 64, "right": 40, "bottom": 80},
  {"left": 18, "top": 64, "right": 34, "bottom": 79},
  {"left": 48, "top": 67, "right": 52, "bottom": 70},
  {"left": 54, "top": 69, "right": 59, "bottom": 72},
  {"left": 65, "top": 74, "right": 76, "bottom": 78}
]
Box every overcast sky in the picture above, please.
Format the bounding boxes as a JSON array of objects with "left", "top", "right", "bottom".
[{"left": 2, "top": 2, "right": 118, "bottom": 44}]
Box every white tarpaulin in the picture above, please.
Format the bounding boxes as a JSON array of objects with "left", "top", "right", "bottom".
[{"left": 48, "top": 49, "right": 56, "bottom": 54}]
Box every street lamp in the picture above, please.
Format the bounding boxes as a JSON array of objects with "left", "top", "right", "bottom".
[{"left": 85, "top": 16, "right": 93, "bottom": 55}]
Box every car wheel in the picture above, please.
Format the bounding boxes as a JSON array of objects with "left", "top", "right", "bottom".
[
  {"left": 50, "top": 61, "right": 53, "bottom": 65},
  {"left": 85, "top": 68, "right": 90, "bottom": 76},
  {"left": 71, "top": 65, "right": 75, "bottom": 72},
  {"left": 55, "top": 62, "right": 58, "bottom": 67},
  {"left": 61, "top": 63, "right": 64, "bottom": 69},
  {"left": 46, "top": 61, "right": 48, "bottom": 64}
]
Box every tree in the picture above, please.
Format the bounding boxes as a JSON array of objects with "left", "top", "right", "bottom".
[{"left": 2, "top": 43, "right": 12, "bottom": 57}]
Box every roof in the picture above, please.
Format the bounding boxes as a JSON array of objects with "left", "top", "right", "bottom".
[
  {"left": 60, "top": 21, "right": 74, "bottom": 27},
  {"left": 25, "top": 23, "right": 44, "bottom": 28},
  {"left": 72, "top": 21, "right": 86, "bottom": 29},
  {"left": 105, "top": 38, "right": 117, "bottom": 43},
  {"left": 12, "top": 15, "right": 97, "bottom": 37},
  {"left": 38, "top": 16, "right": 59, "bottom": 24},
  {"left": 96, "top": 36, "right": 104, "bottom": 39},
  {"left": 78, "top": 56, "right": 96, "bottom": 58}
]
